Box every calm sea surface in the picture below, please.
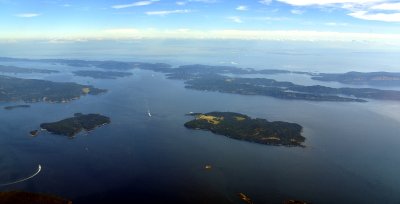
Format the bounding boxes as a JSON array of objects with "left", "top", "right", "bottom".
[{"left": 0, "top": 60, "right": 399, "bottom": 203}]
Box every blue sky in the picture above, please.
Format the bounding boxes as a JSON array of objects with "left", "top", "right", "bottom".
[{"left": 0, "top": 0, "right": 400, "bottom": 42}]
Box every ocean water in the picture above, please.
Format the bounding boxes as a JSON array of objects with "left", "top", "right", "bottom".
[{"left": 0, "top": 59, "right": 400, "bottom": 203}]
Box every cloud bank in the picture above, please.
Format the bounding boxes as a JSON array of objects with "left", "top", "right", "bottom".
[{"left": 3, "top": 28, "right": 400, "bottom": 45}]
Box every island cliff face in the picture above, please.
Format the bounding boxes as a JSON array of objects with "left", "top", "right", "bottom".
[
  {"left": 185, "top": 112, "right": 305, "bottom": 147},
  {"left": 40, "top": 113, "right": 110, "bottom": 137}
]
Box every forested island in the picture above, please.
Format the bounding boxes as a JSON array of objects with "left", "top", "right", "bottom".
[
  {"left": 0, "top": 75, "right": 106, "bottom": 103},
  {"left": 3, "top": 105, "right": 30, "bottom": 110},
  {"left": 312, "top": 71, "right": 400, "bottom": 86},
  {"left": 40, "top": 113, "right": 110, "bottom": 137},
  {"left": 185, "top": 112, "right": 305, "bottom": 147},
  {"left": 0, "top": 65, "right": 58, "bottom": 74},
  {"left": 184, "top": 74, "right": 400, "bottom": 102},
  {"left": 73, "top": 70, "right": 132, "bottom": 79}
]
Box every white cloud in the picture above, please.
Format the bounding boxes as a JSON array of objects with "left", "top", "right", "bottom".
[
  {"left": 349, "top": 10, "right": 400, "bottom": 22},
  {"left": 103, "top": 28, "right": 142, "bottom": 38},
  {"left": 236, "top": 5, "right": 248, "bottom": 11},
  {"left": 112, "top": 0, "right": 159, "bottom": 9},
  {"left": 15, "top": 13, "right": 41, "bottom": 18},
  {"left": 176, "top": 1, "right": 186, "bottom": 5},
  {"left": 370, "top": 2, "right": 400, "bottom": 11},
  {"left": 189, "top": 0, "right": 217, "bottom": 3},
  {"left": 276, "top": 0, "right": 385, "bottom": 6},
  {"left": 291, "top": 9, "right": 305, "bottom": 14},
  {"left": 277, "top": 0, "right": 400, "bottom": 23},
  {"left": 228, "top": 16, "right": 243, "bottom": 23},
  {"left": 146, "top": 9, "right": 192, "bottom": 16},
  {"left": 259, "top": 0, "right": 272, "bottom": 5}
]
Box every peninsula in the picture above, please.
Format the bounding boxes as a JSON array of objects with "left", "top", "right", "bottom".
[
  {"left": 185, "top": 112, "right": 305, "bottom": 147},
  {"left": 0, "top": 75, "right": 106, "bottom": 103},
  {"left": 0, "top": 65, "right": 58, "bottom": 74}
]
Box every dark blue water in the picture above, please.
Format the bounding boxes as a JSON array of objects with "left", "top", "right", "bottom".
[{"left": 0, "top": 62, "right": 400, "bottom": 203}]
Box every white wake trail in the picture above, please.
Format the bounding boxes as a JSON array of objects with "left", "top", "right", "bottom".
[
  {"left": 0, "top": 164, "right": 42, "bottom": 186},
  {"left": 145, "top": 99, "right": 152, "bottom": 117}
]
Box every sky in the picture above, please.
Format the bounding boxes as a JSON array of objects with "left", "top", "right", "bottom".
[{"left": 0, "top": 0, "right": 400, "bottom": 42}]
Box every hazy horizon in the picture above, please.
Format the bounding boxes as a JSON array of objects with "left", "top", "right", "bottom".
[{"left": 1, "top": 39, "right": 400, "bottom": 73}]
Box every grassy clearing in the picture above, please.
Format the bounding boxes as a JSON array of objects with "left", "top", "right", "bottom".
[{"left": 197, "top": 114, "right": 224, "bottom": 125}]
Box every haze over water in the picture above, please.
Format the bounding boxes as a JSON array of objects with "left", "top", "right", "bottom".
[{"left": 1, "top": 40, "right": 400, "bottom": 72}]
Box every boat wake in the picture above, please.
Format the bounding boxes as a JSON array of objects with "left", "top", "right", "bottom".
[
  {"left": 0, "top": 164, "right": 42, "bottom": 186},
  {"left": 145, "top": 99, "right": 152, "bottom": 117}
]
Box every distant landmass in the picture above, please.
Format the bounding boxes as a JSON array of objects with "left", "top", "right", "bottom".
[
  {"left": 185, "top": 112, "right": 305, "bottom": 147},
  {"left": 3, "top": 105, "right": 30, "bottom": 110},
  {"left": 163, "top": 65, "right": 400, "bottom": 102},
  {"left": 40, "top": 113, "right": 110, "bottom": 137},
  {"left": 0, "top": 75, "right": 106, "bottom": 103},
  {"left": 312, "top": 72, "right": 400, "bottom": 86},
  {"left": 0, "top": 65, "right": 58, "bottom": 74},
  {"left": 2, "top": 57, "right": 400, "bottom": 102},
  {"left": 185, "top": 74, "right": 400, "bottom": 102},
  {"left": 184, "top": 74, "right": 370, "bottom": 102},
  {"left": 73, "top": 70, "right": 132, "bottom": 79}
]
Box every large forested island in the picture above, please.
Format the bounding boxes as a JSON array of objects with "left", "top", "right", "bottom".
[
  {"left": 185, "top": 112, "right": 305, "bottom": 147},
  {"left": 0, "top": 75, "right": 106, "bottom": 103},
  {"left": 40, "top": 113, "right": 110, "bottom": 137},
  {"left": 183, "top": 74, "right": 400, "bottom": 102},
  {"left": 311, "top": 71, "right": 400, "bottom": 86}
]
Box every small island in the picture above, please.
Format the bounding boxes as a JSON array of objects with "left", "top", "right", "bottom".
[
  {"left": 4, "top": 105, "right": 30, "bottom": 110},
  {"left": 40, "top": 113, "right": 111, "bottom": 137},
  {"left": 30, "top": 130, "right": 39, "bottom": 136},
  {"left": 185, "top": 112, "right": 305, "bottom": 147}
]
